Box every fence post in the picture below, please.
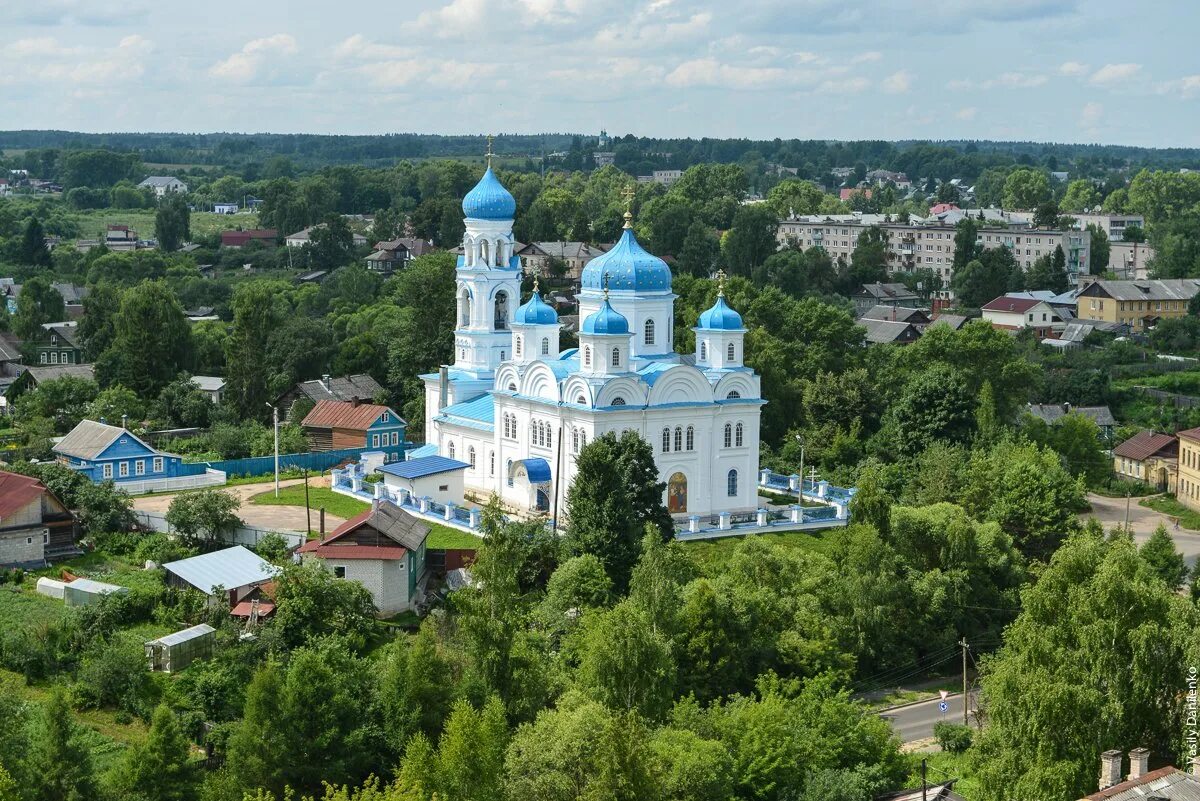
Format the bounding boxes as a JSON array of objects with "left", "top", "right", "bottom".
[
  {"left": 718, "top": 511, "right": 731, "bottom": 530},
  {"left": 469, "top": 508, "right": 481, "bottom": 530},
  {"left": 788, "top": 473, "right": 800, "bottom": 492},
  {"left": 756, "top": 508, "right": 768, "bottom": 526},
  {"left": 790, "top": 505, "right": 802, "bottom": 523},
  {"left": 689, "top": 515, "right": 700, "bottom": 533},
  {"left": 444, "top": 502, "right": 456, "bottom": 522}
]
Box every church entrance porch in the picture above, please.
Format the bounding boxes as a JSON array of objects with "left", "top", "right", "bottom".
[{"left": 505, "top": 458, "right": 553, "bottom": 515}]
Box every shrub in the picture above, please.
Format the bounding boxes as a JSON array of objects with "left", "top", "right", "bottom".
[
  {"left": 254, "top": 532, "right": 291, "bottom": 565},
  {"left": 933, "top": 721, "right": 973, "bottom": 754},
  {"left": 76, "top": 633, "right": 153, "bottom": 714}
]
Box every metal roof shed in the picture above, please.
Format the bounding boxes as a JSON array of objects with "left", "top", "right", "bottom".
[
  {"left": 163, "top": 546, "right": 279, "bottom": 601},
  {"left": 63, "top": 578, "right": 128, "bottom": 607},
  {"left": 145, "top": 623, "right": 215, "bottom": 673}
]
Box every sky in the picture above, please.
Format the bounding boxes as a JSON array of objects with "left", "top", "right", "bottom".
[{"left": 2, "top": 0, "right": 1198, "bottom": 147}]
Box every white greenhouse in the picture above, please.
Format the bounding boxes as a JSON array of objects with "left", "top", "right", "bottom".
[{"left": 145, "top": 623, "right": 216, "bottom": 673}]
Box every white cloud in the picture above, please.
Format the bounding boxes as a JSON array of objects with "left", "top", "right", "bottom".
[
  {"left": 4, "top": 34, "right": 152, "bottom": 85},
  {"left": 851, "top": 51, "right": 882, "bottom": 64},
  {"left": 817, "top": 76, "right": 870, "bottom": 93},
  {"left": 412, "top": 0, "right": 490, "bottom": 32},
  {"left": 332, "top": 34, "right": 413, "bottom": 62},
  {"left": 1156, "top": 75, "right": 1200, "bottom": 98},
  {"left": 955, "top": 106, "right": 977, "bottom": 121},
  {"left": 210, "top": 34, "right": 298, "bottom": 82},
  {"left": 1089, "top": 62, "right": 1141, "bottom": 85},
  {"left": 664, "top": 58, "right": 784, "bottom": 89},
  {"left": 990, "top": 72, "right": 1047, "bottom": 88},
  {"left": 1080, "top": 101, "right": 1103, "bottom": 127},
  {"left": 882, "top": 69, "right": 912, "bottom": 94},
  {"left": 1059, "top": 61, "right": 1089, "bottom": 77},
  {"left": 946, "top": 78, "right": 973, "bottom": 91}
]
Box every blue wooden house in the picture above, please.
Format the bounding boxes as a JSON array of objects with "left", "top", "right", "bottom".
[{"left": 54, "top": 420, "right": 193, "bottom": 485}]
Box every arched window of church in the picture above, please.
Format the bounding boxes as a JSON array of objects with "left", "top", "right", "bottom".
[
  {"left": 727, "top": 390, "right": 741, "bottom": 399},
  {"left": 494, "top": 291, "right": 509, "bottom": 331},
  {"left": 700, "top": 341, "right": 707, "bottom": 361},
  {"left": 686, "top": 426, "right": 694, "bottom": 450},
  {"left": 611, "top": 347, "right": 620, "bottom": 367},
  {"left": 541, "top": 337, "right": 549, "bottom": 355},
  {"left": 508, "top": 382, "right": 517, "bottom": 392},
  {"left": 727, "top": 342, "right": 736, "bottom": 361},
  {"left": 662, "top": 428, "right": 671, "bottom": 453},
  {"left": 459, "top": 288, "right": 471, "bottom": 327},
  {"left": 515, "top": 337, "right": 522, "bottom": 357},
  {"left": 546, "top": 426, "right": 552, "bottom": 449},
  {"left": 468, "top": 446, "right": 476, "bottom": 468},
  {"left": 530, "top": 422, "right": 537, "bottom": 445},
  {"left": 584, "top": 346, "right": 591, "bottom": 367},
  {"left": 723, "top": 423, "right": 732, "bottom": 448},
  {"left": 448, "top": 441, "right": 456, "bottom": 459},
  {"left": 507, "top": 459, "right": 513, "bottom": 487},
  {"left": 727, "top": 469, "right": 738, "bottom": 497},
  {"left": 490, "top": 451, "right": 495, "bottom": 475},
  {"left": 644, "top": 318, "right": 655, "bottom": 346},
  {"left": 581, "top": 431, "right": 587, "bottom": 447},
  {"left": 674, "top": 426, "right": 683, "bottom": 451},
  {"left": 611, "top": 397, "right": 626, "bottom": 406},
  {"left": 735, "top": 422, "right": 744, "bottom": 447},
  {"left": 572, "top": 428, "right": 579, "bottom": 453},
  {"left": 500, "top": 350, "right": 506, "bottom": 361}
]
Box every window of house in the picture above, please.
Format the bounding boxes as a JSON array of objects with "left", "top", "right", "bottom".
[
  {"left": 26, "top": 537, "right": 32, "bottom": 545},
  {"left": 727, "top": 390, "right": 741, "bottom": 399},
  {"left": 39, "top": 353, "right": 46, "bottom": 364},
  {"left": 448, "top": 441, "right": 456, "bottom": 459},
  {"left": 135, "top": 460, "right": 145, "bottom": 476},
  {"left": 372, "top": 434, "right": 380, "bottom": 448},
  {"left": 382, "top": 412, "right": 390, "bottom": 422},
  {"left": 119, "top": 461, "right": 129, "bottom": 478},
  {"left": 391, "top": 432, "right": 399, "bottom": 446},
  {"left": 334, "top": 566, "right": 346, "bottom": 579},
  {"left": 727, "top": 469, "right": 738, "bottom": 497},
  {"left": 439, "top": 484, "right": 448, "bottom": 492}
]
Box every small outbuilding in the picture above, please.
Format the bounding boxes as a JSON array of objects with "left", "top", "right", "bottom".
[
  {"left": 145, "top": 623, "right": 216, "bottom": 673},
  {"left": 63, "top": 578, "right": 128, "bottom": 607},
  {"left": 163, "top": 546, "right": 280, "bottom": 606},
  {"left": 35, "top": 577, "right": 67, "bottom": 599},
  {"left": 379, "top": 455, "right": 469, "bottom": 506}
]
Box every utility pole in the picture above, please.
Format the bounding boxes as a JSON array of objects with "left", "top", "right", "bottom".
[
  {"left": 795, "top": 434, "right": 804, "bottom": 499},
  {"left": 303, "top": 468, "right": 312, "bottom": 536},
  {"left": 1125, "top": 490, "right": 1131, "bottom": 532},
  {"left": 960, "top": 637, "right": 970, "bottom": 726},
  {"left": 921, "top": 758, "right": 927, "bottom": 801},
  {"left": 266, "top": 402, "right": 280, "bottom": 497}
]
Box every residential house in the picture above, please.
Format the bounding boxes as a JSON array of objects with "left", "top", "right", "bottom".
[
  {"left": 981, "top": 296, "right": 1058, "bottom": 338},
  {"left": 1175, "top": 427, "right": 1200, "bottom": 514},
  {"left": 163, "top": 546, "right": 280, "bottom": 607},
  {"left": 0, "top": 470, "right": 79, "bottom": 567},
  {"left": 860, "top": 318, "right": 922, "bottom": 345},
  {"left": 275, "top": 373, "right": 384, "bottom": 419},
  {"left": 52, "top": 283, "right": 88, "bottom": 319},
  {"left": 138, "top": 176, "right": 188, "bottom": 197},
  {"left": 1070, "top": 211, "right": 1145, "bottom": 241},
  {"left": 191, "top": 376, "right": 225, "bottom": 403},
  {"left": 840, "top": 186, "right": 872, "bottom": 202},
  {"left": 365, "top": 237, "right": 434, "bottom": 274},
  {"left": 517, "top": 241, "right": 613, "bottom": 281},
  {"left": 212, "top": 202, "right": 239, "bottom": 214},
  {"left": 852, "top": 282, "right": 919, "bottom": 315},
  {"left": 379, "top": 455, "right": 470, "bottom": 506},
  {"left": 593, "top": 152, "right": 615, "bottom": 167},
  {"left": 1076, "top": 279, "right": 1200, "bottom": 333},
  {"left": 285, "top": 224, "right": 368, "bottom": 248},
  {"left": 220, "top": 229, "right": 278, "bottom": 248},
  {"left": 1025, "top": 403, "right": 1117, "bottom": 442},
  {"left": 300, "top": 399, "right": 406, "bottom": 451},
  {"left": 103, "top": 224, "right": 139, "bottom": 252},
  {"left": 297, "top": 500, "right": 430, "bottom": 614},
  {"left": 860, "top": 304, "right": 931, "bottom": 325},
  {"left": 1086, "top": 748, "right": 1200, "bottom": 801},
  {"left": 29, "top": 322, "right": 84, "bottom": 365},
  {"left": 53, "top": 419, "right": 194, "bottom": 487},
  {"left": 5, "top": 364, "right": 95, "bottom": 402},
  {"left": 929, "top": 313, "right": 972, "bottom": 330},
  {"left": 1112, "top": 431, "right": 1177, "bottom": 491}
]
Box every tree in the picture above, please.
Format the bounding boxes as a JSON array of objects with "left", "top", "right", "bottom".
[
  {"left": 13, "top": 375, "right": 98, "bottom": 433},
  {"left": 0, "top": 765, "right": 16, "bottom": 801},
  {"left": 85, "top": 384, "right": 144, "bottom": 427},
  {"left": 111, "top": 704, "right": 194, "bottom": 801},
  {"left": 27, "top": 687, "right": 98, "bottom": 801},
  {"left": 1122, "top": 223, "right": 1147, "bottom": 243},
  {"left": 951, "top": 218, "right": 981, "bottom": 273},
  {"left": 12, "top": 276, "right": 65, "bottom": 340},
  {"left": 1002, "top": 168, "right": 1051, "bottom": 209},
  {"left": 1061, "top": 179, "right": 1101, "bottom": 212},
  {"left": 951, "top": 254, "right": 1016, "bottom": 309},
  {"left": 1087, "top": 224, "right": 1111, "bottom": 274},
  {"left": 379, "top": 619, "right": 457, "bottom": 755},
  {"left": 155, "top": 194, "right": 190, "bottom": 252},
  {"left": 77, "top": 283, "right": 121, "bottom": 361},
  {"left": 881, "top": 364, "right": 975, "bottom": 454},
  {"left": 675, "top": 220, "right": 720, "bottom": 278},
  {"left": 565, "top": 431, "right": 672, "bottom": 591},
  {"left": 1140, "top": 524, "right": 1188, "bottom": 590},
  {"left": 1032, "top": 200, "right": 1060, "bottom": 228},
  {"left": 1025, "top": 247, "right": 1068, "bottom": 293},
  {"left": 225, "top": 281, "right": 284, "bottom": 419},
  {"left": 165, "top": 488, "right": 240, "bottom": 546},
  {"left": 18, "top": 217, "right": 51, "bottom": 267},
  {"left": 98, "top": 281, "right": 194, "bottom": 397},
  {"left": 432, "top": 697, "right": 508, "bottom": 801},
  {"left": 721, "top": 204, "right": 779, "bottom": 277},
  {"left": 766, "top": 179, "right": 825, "bottom": 218},
  {"left": 575, "top": 599, "right": 675, "bottom": 719},
  {"left": 272, "top": 560, "right": 377, "bottom": 649},
  {"left": 537, "top": 554, "right": 612, "bottom": 639},
  {"left": 1149, "top": 216, "right": 1200, "bottom": 279},
  {"left": 974, "top": 532, "right": 1197, "bottom": 801},
  {"left": 846, "top": 225, "right": 889, "bottom": 287},
  {"left": 306, "top": 214, "right": 357, "bottom": 270}
]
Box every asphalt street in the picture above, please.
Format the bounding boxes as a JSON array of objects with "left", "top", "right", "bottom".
[{"left": 880, "top": 693, "right": 971, "bottom": 743}]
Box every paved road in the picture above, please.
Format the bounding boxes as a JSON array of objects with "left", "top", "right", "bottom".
[
  {"left": 1083, "top": 493, "right": 1200, "bottom": 569},
  {"left": 131, "top": 476, "right": 347, "bottom": 533},
  {"left": 881, "top": 693, "right": 971, "bottom": 742}
]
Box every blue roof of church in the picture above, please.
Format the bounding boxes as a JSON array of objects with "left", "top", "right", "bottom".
[
  {"left": 461, "top": 166, "right": 516, "bottom": 220},
  {"left": 581, "top": 299, "right": 629, "bottom": 335},
  {"left": 580, "top": 228, "right": 672, "bottom": 292},
  {"left": 697, "top": 295, "right": 745, "bottom": 330},
  {"left": 438, "top": 394, "right": 494, "bottom": 423},
  {"left": 514, "top": 292, "right": 558, "bottom": 325}
]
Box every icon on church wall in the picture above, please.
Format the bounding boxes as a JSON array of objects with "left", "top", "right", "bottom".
[{"left": 668, "top": 472, "right": 688, "bottom": 513}]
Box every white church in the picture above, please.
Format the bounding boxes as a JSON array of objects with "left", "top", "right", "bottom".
[{"left": 421, "top": 162, "right": 764, "bottom": 519}]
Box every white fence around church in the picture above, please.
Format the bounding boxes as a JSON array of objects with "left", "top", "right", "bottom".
[{"left": 328, "top": 463, "right": 852, "bottom": 541}]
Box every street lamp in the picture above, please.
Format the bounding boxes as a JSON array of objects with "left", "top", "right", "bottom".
[
  {"left": 795, "top": 434, "right": 805, "bottom": 499},
  {"left": 265, "top": 401, "right": 280, "bottom": 498}
]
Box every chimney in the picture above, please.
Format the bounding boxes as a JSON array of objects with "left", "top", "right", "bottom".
[
  {"left": 1100, "top": 750, "right": 1123, "bottom": 790},
  {"left": 1128, "top": 748, "right": 1150, "bottom": 781},
  {"left": 351, "top": 397, "right": 361, "bottom": 408},
  {"left": 321, "top": 374, "right": 331, "bottom": 392},
  {"left": 439, "top": 365, "right": 449, "bottom": 412},
  {"left": 99, "top": 416, "right": 107, "bottom": 425},
  {"left": 121, "top": 414, "right": 128, "bottom": 430}
]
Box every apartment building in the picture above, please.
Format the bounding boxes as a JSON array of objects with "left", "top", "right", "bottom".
[
  {"left": 1070, "top": 212, "right": 1145, "bottom": 241},
  {"left": 1177, "top": 428, "right": 1200, "bottom": 512},
  {"left": 777, "top": 214, "right": 1090, "bottom": 289},
  {"left": 1107, "top": 241, "right": 1156, "bottom": 280},
  {"left": 1075, "top": 278, "right": 1200, "bottom": 332}
]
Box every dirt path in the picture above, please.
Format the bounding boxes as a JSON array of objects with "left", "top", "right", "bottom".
[{"left": 131, "top": 476, "right": 347, "bottom": 533}]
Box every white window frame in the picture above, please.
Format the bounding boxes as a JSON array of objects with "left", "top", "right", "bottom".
[
  {"left": 102, "top": 463, "right": 113, "bottom": 479},
  {"left": 118, "top": 461, "right": 129, "bottom": 478},
  {"left": 153, "top": 457, "right": 163, "bottom": 473}
]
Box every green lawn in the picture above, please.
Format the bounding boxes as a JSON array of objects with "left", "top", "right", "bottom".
[
  {"left": 426, "top": 524, "right": 482, "bottom": 550},
  {"left": 250, "top": 485, "right": 371, "bottom": 521},
  {"left": 680, "top": 529, "right": 835, "bottom": 575},
  {"left": 1140, "top": 495, "right": 1200, "bottom": 530},
  {"left": 67, "top": 208, "right": 259, "bottom": 240}
]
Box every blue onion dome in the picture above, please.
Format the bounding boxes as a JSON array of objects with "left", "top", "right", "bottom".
[
  {"left": 698, "top": 295, "right": 744, "bottom": 330},
  {"left": 581, "top": 299, "right": 629, "bottom": 335},
  {"left": 580, "top": 227, "right": 672, "bottom": 292},
  {"left": 461, "top": 166, "right": 516, "bottom": 220},
  {"left": 514, "top": 289, "right": 558, "bottom": 326}
]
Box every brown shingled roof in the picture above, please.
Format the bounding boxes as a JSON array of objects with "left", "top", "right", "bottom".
[
  {"left": 300, "top": 399, "right": 397, "bottom": 432},
  {"left": 1112, "top": 431, "right": 1178, "bottom": 461}
]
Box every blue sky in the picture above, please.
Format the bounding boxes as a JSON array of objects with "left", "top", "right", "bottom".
[{"left": 2, "top": 0, "right": 1197, "bottom": 147}]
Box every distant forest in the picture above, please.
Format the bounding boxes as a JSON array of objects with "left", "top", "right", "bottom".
[{"left": 3, "top": 129, "right": 1200, "bottom": 181}]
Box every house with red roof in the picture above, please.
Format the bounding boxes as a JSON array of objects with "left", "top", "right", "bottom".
[
  {"left": 301, "top": 399, "right": 406, "bottom": 451},
  {"left": 220, "top": 228, "right": 278, "bottom": 248},
  {"left": 1112, "top": 431, "right": 1178, "bottom": 491},
  {"left": 298, "top": 500, "right": 430, "bottom": 614},
  {"left": 0, "top": 470, "right": 79, "bottom": 567},
  {"left": 980, "top": 295, "right": 1058, "bottom": 338}
]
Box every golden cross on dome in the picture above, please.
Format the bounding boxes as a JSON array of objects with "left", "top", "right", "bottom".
[
  {"left": 716, "top": 268, "right": 727, "bottom": 297},
  {"left": 531, "top": 266, "right": 540, "bottom": 294},
  {"left": 486, "top": 134, "right": 494, "bottom": 167},
  {"left": 603, "top": 271, "right": 612, "bottom": 300},
  {"left": 621, "top": 184, "right": 636, "bottom": 230}
]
